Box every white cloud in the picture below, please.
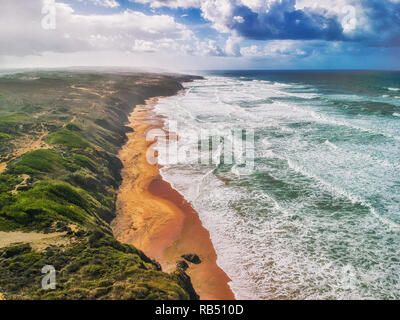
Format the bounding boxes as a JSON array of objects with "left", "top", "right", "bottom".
[
  {"left": 201, "top": 0, "right": 236, "bottom": 33},
  {"left": 199, "top": 0, "right": 399, "bottom": 44},
  {"left": 90, "top": 0, "right": 120, "bottom": 8},
  {"left": 76, "top": 0, "right": 120, "bottom": 8},
  {"left": 295, "top": 0, "right": 366, "bottom": 34},
  {"left": 241, "top": 40, "right": 314, "bottom": 58},
  {"left": 131, "top": 39, "right": 157, "bottom": 52},
  {"left": 198, "top": 40, "right": 226, "bottom": 56},
  {"left": 240, "top": 0, "right": 270, "bottom": 12},
  {"left": 179, "top": 39, "right": 226, "bottom": 56},
  {"left": 225, "top": 34, "right": 242, "bottom": 56},
  {"left": 0, "top": 0, "right": 193, "bottom": 56},
  {"left": 233, "top": 16, "right": 245, "bottom": 23},
  {"left": 2, "top": 0, "right": 395, "bottom": 69},
  {"left": 132, "top": 0, "right": 201, "bottom": 8}
]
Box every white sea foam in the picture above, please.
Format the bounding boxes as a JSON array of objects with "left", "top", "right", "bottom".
[
  {"left": 324, "top": 140, "right": 339, "bottom": 149},
  {"left": 152, "top": 75, "right": 400, "bottom": 299},
  {"left": 285, "top": 157, "right": 400, "bottom": 231}
]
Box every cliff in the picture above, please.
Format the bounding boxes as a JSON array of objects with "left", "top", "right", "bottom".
[{"left": 0, "top": 70, "right": 201, "bottom": 300}]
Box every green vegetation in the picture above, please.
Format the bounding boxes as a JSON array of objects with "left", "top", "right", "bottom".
[
  {"left": 0, "top": 113, "right": 30, "bottom": 136},
  {"left": 0, "top": 71, "right": 198, "bottom": 300},
  {"left": 0, "top": 232, "right": 196, "bottom": 300},
  {"left": 0, "top": 113, "right": 29, "bottom": 124},
  {"left": 11, "top": 150, "right": 69, "bottom": 175},
  {"left": 66, "top": 122, "right": 82, "bottom": 131},
  {"left": 72, "top": 154, "right": 96, "bottom": 171},
  {"left": 47, "top": 129, "right": 90, "bottom": 149},
  {"left": 0, "top": 181, "right": 109, "bottom": 232},
  {"left": 0, "top": 133, "right": 11, "bottom": 141}
]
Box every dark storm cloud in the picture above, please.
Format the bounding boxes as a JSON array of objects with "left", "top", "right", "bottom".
[
  {"left": 360, "top": 0, "right": 400, "bottom": 46},
  {"left": 201, "top": 0, "right": 400, "bottom": 46},
  {"left": 229, "top": 2, "right": 345, "bottom": 41}
]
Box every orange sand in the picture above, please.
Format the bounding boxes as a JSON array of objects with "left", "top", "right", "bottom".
[{"left": 112, "top": 98, "right": 235, "bottom": 300}]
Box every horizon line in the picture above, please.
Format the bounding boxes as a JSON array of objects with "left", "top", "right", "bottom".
[{"left": 1, "top": 66, "right": 400, "bottom": 73}]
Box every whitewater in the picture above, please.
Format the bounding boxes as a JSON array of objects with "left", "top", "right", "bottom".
[{"left": 153, "top": 71, "right": 400, "bottom": 300}]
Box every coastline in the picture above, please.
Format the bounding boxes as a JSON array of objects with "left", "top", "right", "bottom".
[
  {"left": 112, "top": 97, "right": 235, "bottom": 300},
  {"left": 0, "top": 71, "right": 204, "bottom": 300}
]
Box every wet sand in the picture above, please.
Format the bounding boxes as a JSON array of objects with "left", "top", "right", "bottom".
[{"left": 112, "top": 98, "right": 235, "bottom": 300}]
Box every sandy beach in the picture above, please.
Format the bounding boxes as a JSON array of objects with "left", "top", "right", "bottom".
[{"left": 112, "top": 98, "right": 235, "bottom": 300}]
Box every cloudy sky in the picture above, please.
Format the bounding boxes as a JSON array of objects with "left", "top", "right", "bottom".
[{"left": 1, "top": 0, "right": 400, "bottom": 70}]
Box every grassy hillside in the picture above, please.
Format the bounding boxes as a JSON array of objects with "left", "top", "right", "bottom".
[{"left": 0, "top": 71, "right": 200, "bottom": 300}]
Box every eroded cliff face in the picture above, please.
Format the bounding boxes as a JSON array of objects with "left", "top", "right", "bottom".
[{"left": 0, "top": 71, "right": 200, "bottom": 300}]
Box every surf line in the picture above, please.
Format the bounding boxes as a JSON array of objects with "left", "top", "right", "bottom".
[{"left": 113, "top": 97, "right": 235, "bottom": 300}]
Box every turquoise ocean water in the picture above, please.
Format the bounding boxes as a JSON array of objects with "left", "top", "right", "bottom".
[{"left": 154, "top": 71, "right": 400, "bottom": 299}]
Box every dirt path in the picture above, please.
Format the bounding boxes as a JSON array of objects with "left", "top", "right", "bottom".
[
  {"left": 11, "top": 174, "right": 30, "bottom": 194},
  {"left": 0, "top": 162, "right": 6, "bottom": 174},
  {"left": 15, "top": 131, "right": 48, "bottom": 157},
  {"left": 71, "top": 85, "right": 105, "bottom": 98},
  {"left": 0, "top": 130, "right": 49, "bottom": 174},
  {"left": 63, "top": 115, "right": 77, "bottom": 127},
  {"left": 0, "top": 231, "right": 69, "bottom": 252}
]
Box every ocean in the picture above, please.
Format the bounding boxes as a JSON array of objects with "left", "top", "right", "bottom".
[{"left": 153, "top": 71, "right": 400, "bottom": 300}]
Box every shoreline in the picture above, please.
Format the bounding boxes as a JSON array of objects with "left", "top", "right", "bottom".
[{"left": 112, "top": 97, "right": 235, "bottom": 300}]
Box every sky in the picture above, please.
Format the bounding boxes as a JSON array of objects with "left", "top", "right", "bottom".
[{"left": 0, "top": 0, "right": 400, "bottom": 70}]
